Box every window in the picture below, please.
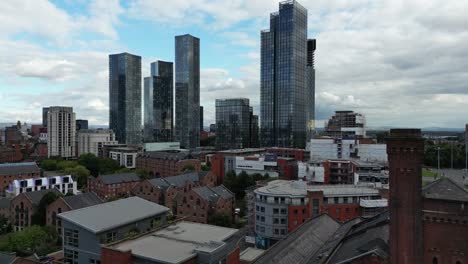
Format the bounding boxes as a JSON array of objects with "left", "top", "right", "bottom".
[
  {"left": 64, "top": 228, "right": 79, "bottom": 247},
  {"left": 334, "top": 197, "right": 339, "bottom": 204},
  {"left": 294, "top": 209, "right": 298, "bottom": 215},
  {"left": 280, "top": 218, "right": 286, "bottom": 224},
  {"left": 260, "top": 207, "right": 265, "bottom": 213},
  {"left": 64, "top": 249, "right": 78, "bottom": 264},
  {"left": 280, "top": 229, "right": 286, "bottom": 235},
  {"left": 273, "top": 208, "right": 279, "bottom": 214},
  {"left": 343, "top": 197, "right": 349, "bottom": 204},
  {"left": 273, "top": 218, "right": 279, "bottom": 224},
  {"left": 261, "top": 216, "right": 265, "bottom": 222},
  {"left": 280, "top": 208, "right": 287, "bottom": 214},
  {"left": 105, "top": 231, "right": 117, "bottom": 243},
  {"left": 90, "top": 259, "right": 101, "bottom": 264},
  {"left": 312, "top": 199, "right": 320, "bottom": 215},
  {"left": 274, "top": 229, "right": 279, "bottom": 235},
  {"left": 256, "top": 205, "right": 259, "bottom": 211}
]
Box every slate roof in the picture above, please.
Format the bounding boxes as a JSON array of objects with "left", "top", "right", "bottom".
[
  {"left": 165, "top": 172, "right": 200, "bottom": 188},
  {"left": 0, "top": 197, "right": 11, "bottom": 209},
  {"left": 23, "top": 189, "right": 61, "bottom": 206},
  {"left": 100, "top": 172, "right": 141, "bottom": 185},
  {"left": 422, "top": 177, "right": 468, "bottom": 202},
  {"left": 63, "top": 192, "right": 103, "bottom": 210},
  {"left": 58, "top": 197, "right": 169, "bottom": 234},
  {"left": 0, "top": 162, "right": 40, "bottom": 175},
  {"left": 193, "top": 185, "right": 234, "bottom": 203},
  {"left": 148, "top": 178, "right": 170, "bottom": 189},
  {"left": 253, "top": 214, "right": 341, "bottom": 264}
]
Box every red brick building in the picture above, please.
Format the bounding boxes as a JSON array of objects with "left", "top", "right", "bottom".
[
  {"left": 88, "top": 172, "right": 141, "bottom": 200},
  {"left": 46, "top": 192, "right": 103, "bottom": 233},
  {"left": 9, "top": 189, "right": 60, "bottom": 231},
  {"left": 266, "top": 147, "right": 309, "bottom": 162},
  {"left": 177, "top": 185, "right": 234, "bottom": 224},
  {"left": 0, "top": 162, "right": 41, "bottom": 194},
  {"left": 132, "top": 171, "right": 216, "bottom": 213},
  {"left": 0, "top": 146, "right": 23, "bottom": 163},
  {"left": 136, "top": 151, "right": 201, "bottom": 178}
]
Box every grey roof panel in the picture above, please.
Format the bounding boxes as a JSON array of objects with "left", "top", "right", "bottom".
[
  {"left": 63, "top": 192, "right": 103, "bottom": 210},
  {"left": 211, "top": 185, "right": 234, "bottom": 200},
  {"left": 0, "top": 162, "right": 40, "bottom": 175},
  {"left": 422, "top": 177, "right": 468, "bottom": 202},
  {"left": 165, "top": 172, "right": 200, "bottom": 188},
  {"left": 253, "top": 214, "right": 341, "bottom": 264},
  {"left": 58, "top": 197, "right": 169, "bottom": 234},
  {"left": 24, "top": 189, "right": 61, "bottom": 205},
  {"left": 100, "top": 172, "right": 141, "bottom": 185}
]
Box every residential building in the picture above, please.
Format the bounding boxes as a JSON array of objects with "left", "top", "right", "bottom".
[
  {"left": 4, "top": 122, "right": 28, "bottom": 145},
  {"left": 252, "top": 180, "right": 387, "bottom": 245},
  {"left": 88, "top": 172, "right": 141, "bottom": 200},
  {"left": 216, "top": 98, "right": 252, "bottom": 150},
  {"left": 108, "top": 146, "right": 139, "bottom": 169},
  {"left": 75, "top": 119, "right": 88, "bottom": 131},
  {"left": 42, "top": 107, "right": 49, "bottom": 127},
  {"left": 200, "top": 106, "right": 204, "bottom": 132},
  {"left": 10, "top": 189, "right": 61, "bottom": 231},
  {"left": 0, "top": 146, "right": 22, "bottom": 163},
  {"left": 266, "top": 147, "right": 310, "bottom": 162},
  {"left": 46, "top": 192, "right": 103, "bottom": 233},
  {"left": 58, "top": 197, "right": 169, "bottom": 264},
  {"left": 47, "top": 106, "right": 76, "bottom": 158},
  {"left": 0, "top": 162, "right": 40, "bottom": 194},
  {"left": 308, "top": 137, "right": 387, "bottom": 162},
  {"left": 249, "top": 108, "right": 260, "bottom": 148},
  {"left": 77, "top": 129, "right": 118, "bottom": 157},
  {"left": 177, "top": 185, "right": 234, "bottom": 224},
  {"left": 324, "top": 110, "right": 366, "bottom": 139},
  {"left": 175, "top": 34, "right": 200, "bottom": 149},
  {"left": 144, "top": 60, "right": 174, "bottom": 142},
  {"left": 306, "top": 39, "right": 316, "bottom": 140},
  {"left": 260, "top": 0, "right": 310, "bottom": 148},
  {"left": 109, "top": 52, "right": 142, "bottom": 145},
  {"left": 235, "top": 155, "right": 279, "bottom": 178},
  {"left": 136, "top": 150, "right": 201, "bottom": 178},
  {"left": 101, "top": 221, "right": 241, "bottom": 264},
  {"left": 210, "top": 148, "right": 266, "bottom": 183},
  {"left": 6, "top": 175, "right": 77, "bottom": 197},
  {"left": 132, "top": 171, "right": 216, "bottom": 213}
]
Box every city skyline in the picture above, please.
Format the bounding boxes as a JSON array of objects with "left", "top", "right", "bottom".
[{"left": 0, "top": 0, "right": 467, "bottom": 128}]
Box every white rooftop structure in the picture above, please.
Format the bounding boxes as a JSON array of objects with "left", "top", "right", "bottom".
[
  {"left": 58, "top": 197, "right": 169, "bottom": 234},
  {"left": 360, "top": 198, "right": 388, "bottom": 208},
  {"left": 6, "top": 175, "right": 76, "bottom": 197},
  {"left": 110, "top": 221, "right": 239, "bottom": 264}
]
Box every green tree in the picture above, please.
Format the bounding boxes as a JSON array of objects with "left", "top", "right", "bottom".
[
  {"left": 64, "top": 165, "right": 90, "bottom": 189},
  {"left": 56, "top": 160, "right": 79, "bottom": 171},
  {"left": 0, "top": 226, "right": 59, "bottom": 256},
  {"left": 183, "top": 165, "right": 196, "bottom": 172},
  {"left": 40, "top": 159, "right": 57, "bottom": 171},
  {"left": 98, "top": 158, "right": 121, "bottom": 175},
  {"left": 0, "top": 215, "right": 11, "bottom": 234},
  {"left": 31, "top": 192, "right": 62, "bottom": 226},
  {"left": 78, "top": 153, "right": 101, "bottom": 176},
  {"left": 208, "top": 213, "right": 232, "bottom": 227}
]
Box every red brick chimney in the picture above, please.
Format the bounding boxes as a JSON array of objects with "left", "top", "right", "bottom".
[{"left": 386, "top": 129, "right": 424, "bottom": 264}]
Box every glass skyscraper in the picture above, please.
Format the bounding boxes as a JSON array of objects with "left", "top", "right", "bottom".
[
  {"left": 175, "top": 34, "right": 200, "bottom": 149},
  {"left": 144, "top": 60, "right": 174, "bottom": 142},
  {"left": 109, "top": 52, "right": 142, "bottom": 145},
  {"left": 260, "top": 0, "right": 311, "bottom": 148},
  {"left": 307, "top": 39, "right": 316, "bottom": 140},
  {"left": 215, "top": 98, "right": 252, "bottom": 150}
]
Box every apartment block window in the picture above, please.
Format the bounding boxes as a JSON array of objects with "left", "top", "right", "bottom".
[
  {"left": 260, "top": 216, "right": 265, "bottom": 222},
  {"left": 312, "top": 199, "right": 320, "bottom": 215},
  {"left": 280, "top": 208, "right": 287, "bottom": 214},
  {"left": 64, "top": 248, "right": 78, "bottom": 264},
  {"left": 274, "top": 197, "right": 279, "bottom": 203},
  {"left": 64, "top": 228, "right": 79, "bottom": 247},
  {"left": 273, "top": 208, "right": 279, "bottom": 214},
  {"left": 260, "top": 207, "right": 265, "bottom": 213},
  {"left": 274, "top": 228, "right": 279, "bottom": 235},
  {"left": 280, "top": 218, "right": 286, "bottom": 225},
  {"left": 280, "top": 229, "right": 286, "bottom": 235},
  {"left": 256, "top": 205, "right": 259, "bottom": 211},
  {"left": 274, "top": 218, "right": 279, "bottom": 224},
  {"left": 343, "top": 197, "right": 349, "bottom": 204},
  {"left": 294, "top": 209, "right": 298, "bottom": 215},
  {"left": 89, "top": 259, "right": 101, "bottom": 264},
  {"left": 353, "top": 197, "right": 358, "bottom": 203},
  {"left": 334, "top": 197, "right": 339, "bottom": 204}
]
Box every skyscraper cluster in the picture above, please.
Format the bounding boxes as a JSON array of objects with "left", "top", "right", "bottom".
[{"left": 109, "top": 34, "right": 201, "bottom": 149}]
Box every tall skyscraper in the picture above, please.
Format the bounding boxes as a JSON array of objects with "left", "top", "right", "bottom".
[
  {"left": 307, "top": 39, "right": 316, "bottom": 140},
  {"left": 47, "top": 106, "right": 76, "bottom": 158},
  {"left": 144, "top": 60, "right": 174, "bottom": 142},
  {"left": 109, "top": 52, "right": 142, "bottom": 145},
  {"left": 200, "top": 106, "right": 204, "bottom": 132},
  {"left": 260, "top": 0, "right": 310, "bottom": 148},
  {"left": 42, "top": 107, "right": 49, "bottom": 127},
  {"left": 215, "top": 98, "right": 252, "bottom": 150},
  {"left": 175, "top": 34, "right": 200, "bottom": 149},
  {"left": 249, "top": 107, "right": 260, "bottom": 148}
]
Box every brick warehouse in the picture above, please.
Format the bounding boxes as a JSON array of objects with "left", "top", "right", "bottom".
[
  {"left": 0, "top": 162, "right": 41, "bottom": 194},
  {"left": 136, "top": 151, "right": 201, "bottom": 178}
]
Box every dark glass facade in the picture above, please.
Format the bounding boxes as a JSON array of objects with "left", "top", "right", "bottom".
[
  {"left": 307, "top": 39, "right": 316, "bottom": 140},
  {"left": 109, "top": 53, "right": 142, "bottom": 145},
  {"left": 200, "top": 106, "right": 204, "bottom": 132},
  {"left": 144, "top": 61, "right": 174, "bottom": 142},
  {"left": 260, "top": 0, "right": 309, "bottom": 148},
  {"left": 76, "top": 119, "right": 88, "bottom": 131},
  {"left": 216, "top": 98, "right": 253, "bottom": 150},
  {"left": 175, "top": 34, "right": 200, "bottom": 149},
  {"left": 42, "top": 107, "right": 49, "bottom": 127}
]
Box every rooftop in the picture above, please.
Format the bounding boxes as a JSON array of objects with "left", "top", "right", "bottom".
[
  {"left": 422, "top": 177, "right": 468, "bottom": 202},
  {"left": 240, "top": 248, "right": 265, "bottom": 262},
  {"left": 22, "top": 189, "right": 61, "bottom": 205},
  {"left": 0, "top": 162, "right": 40, "bottom": 175},
  {"left": 218, "top": 148, "right": 266, "bottom": 155},
  {"left": 58, "top": 197, "right": 169, "bottom": 234},
  {"left": 100, "top": 172, "right": 141, "bottom": 185},
  {"left": 62, "top": 192, "right": 103, "bottom": 210},
  {"left": 193, "top": 185, "right": 234, "bottom": 203},
  {"left": 255, "top": 180, "right": 380, "bottom": 197},
  {"left": 109, "top": 221, "right": 238, "bottom": 264}
]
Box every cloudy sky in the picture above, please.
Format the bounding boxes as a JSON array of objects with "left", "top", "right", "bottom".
[{"left": 0, "top": 0, "right": 467, "bottom": 128}]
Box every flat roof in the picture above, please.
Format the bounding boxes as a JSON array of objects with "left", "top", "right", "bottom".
[
  {"left": 240, "top": 248, "right": 265, "bottom": 262},
  {"left": 58, "top": 197, "right": 169, "bottom": 234},
  {"left": 255, "top": 180, "right": 380, "bottom": 197},
  {"left": 111, "top": 221, "right": 238, "bottom": 264},
  {"left": 218, "top": 148, "right": 265, "bottom": 154}
]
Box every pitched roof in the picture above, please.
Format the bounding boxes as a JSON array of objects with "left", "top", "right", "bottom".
[
  {"left": 62, "top": 192, "right": 103, "bottom": 210},
  {"left": 193, "top": 185, "right": 234, "bottom": 203},
  {"left": 164, "top": 172, "right": 201, "bottom": 188},
  {"left": 0, "top": 162, "right": 40, "bottom": 175},
  {"left": 58, "top": 197, "right": 169, "bottom": 234},
  {"left": 422, "top": 177, "right": 468, "bottom": 202},
  {"left": 23, "top": 189, "right": 61, "bottom": 206},
  {"left": 148, "top": 178, "right": 170, "bottom": 189},
  {"left": 253, "top": 214, "right": 341, "bottom": 264},
  {"left": 0, "top": 197, "right": 11, "bottom": 209},
  {"left": 100, "top": 172, "right": 141, "bottom": 185}
]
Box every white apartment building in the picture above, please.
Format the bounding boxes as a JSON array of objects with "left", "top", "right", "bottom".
[
  {"left": 47, "top": 106, "right": 76, "bottom": 158},
  {"left": 6, "top": 175, "right": 77, "bottom": 197},
  {"left": 109, "top": 147, "right": 139, "bottom": 169},
  {"left": 235, "top": 155, "right": 279, "bottom": 177},
  {"left": 77, "top": 129, "right": 118, "bottom": 157}
]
